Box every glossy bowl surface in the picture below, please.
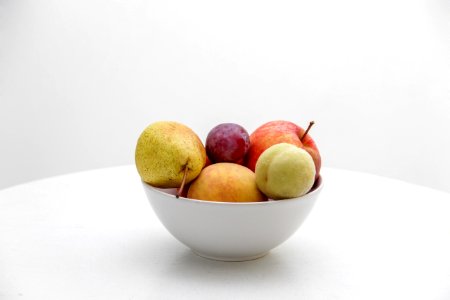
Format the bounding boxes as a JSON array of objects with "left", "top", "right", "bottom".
[{"left": 142, "top": 177, "right": 322, "bottom": 261}]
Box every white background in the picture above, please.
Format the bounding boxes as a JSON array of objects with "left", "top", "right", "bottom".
[{"left": 1, "top": 0, "right": 449, "bottom": 192}]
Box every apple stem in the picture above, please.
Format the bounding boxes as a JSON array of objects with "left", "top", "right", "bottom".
[
  {"left": 176, "top": 165, "right": 189, "bottom": 198},
  {"left": 300, "top": 121, "right": 315, "bottom": 142}
]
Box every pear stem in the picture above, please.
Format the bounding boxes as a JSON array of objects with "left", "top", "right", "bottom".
[
  {"left": 176, "top": 165, "right": 189, "bottom": 198},
  {"left": 300, "top": 121, "right": 315, "bottom": 142}
]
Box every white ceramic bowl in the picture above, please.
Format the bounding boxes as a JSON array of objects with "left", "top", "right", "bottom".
[{"left": 142, "top": 177, "right": 323, "bottom": 261}]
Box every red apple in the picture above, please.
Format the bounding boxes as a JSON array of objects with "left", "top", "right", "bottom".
[{"left": 246, "top": 120, "right": 321, "bottom": 179}]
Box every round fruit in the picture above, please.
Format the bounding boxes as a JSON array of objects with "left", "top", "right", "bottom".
[
  {"left": 205, "top": 123, "right": 250, "bottom": 165},
  {"left": 255, "top": 143, "right": 316, "bottom": 199},
  {"left": 246, "top": 120, "right": 321, "bottom": 180},
  {"left": 187, "top": 163, "right": 266, "bottom": 202}
]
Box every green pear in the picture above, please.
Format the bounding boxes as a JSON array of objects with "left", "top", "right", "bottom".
[
  {"left": 135, "top": 121, "right": 206, "bottom": 188},
  {"left": 255, "top": 143, "right": 315, "bottom": 199}
]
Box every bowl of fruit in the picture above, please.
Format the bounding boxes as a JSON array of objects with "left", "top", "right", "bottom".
[{"left": 136, "top": 120, "right": 323, "bottom": 261}]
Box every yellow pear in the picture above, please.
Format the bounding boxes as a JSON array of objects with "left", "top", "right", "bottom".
[
  {"left": 135, "top": 121, "right": 206, "bottom": 188},
  {"left": 255, "top": 143, "right": 315, "bottom": 199}
]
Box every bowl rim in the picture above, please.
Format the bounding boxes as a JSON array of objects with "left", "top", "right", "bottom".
[{"left": 142, "top": 175, "right": 323, "bottom": 206}]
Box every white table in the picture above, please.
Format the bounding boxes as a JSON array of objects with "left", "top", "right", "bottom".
[{"left": 1, "top": 166, "right": 449, "bottom": 300}]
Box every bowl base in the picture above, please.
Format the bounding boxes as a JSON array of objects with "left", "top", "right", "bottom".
[{"left": 192, "top": 250, "right": 269, "bottom": 262}]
